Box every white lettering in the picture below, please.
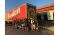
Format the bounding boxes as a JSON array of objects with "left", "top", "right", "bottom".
[{"left": 7, "top": 8, "right": 20, "bottom": 19}]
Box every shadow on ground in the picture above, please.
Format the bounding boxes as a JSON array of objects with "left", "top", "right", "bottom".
[{"left": 38, "top": 20, "right": 54, "bottom": 27}]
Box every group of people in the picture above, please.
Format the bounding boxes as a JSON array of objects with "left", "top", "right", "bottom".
[{"left": 14, "top": 18, "right": 39, "bottom": 31}]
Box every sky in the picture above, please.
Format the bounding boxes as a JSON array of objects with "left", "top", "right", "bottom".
[{"left": 5, "top": 0, "right": 54, "bottom": 12}]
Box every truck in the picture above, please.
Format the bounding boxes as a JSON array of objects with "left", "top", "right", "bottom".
[{"left": 5, "top": 3, "right": 36, "bottom": 30}]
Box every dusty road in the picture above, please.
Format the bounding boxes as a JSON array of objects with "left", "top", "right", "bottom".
[{"left": 5, "top": 26, "right": 54, "bottom": 35}]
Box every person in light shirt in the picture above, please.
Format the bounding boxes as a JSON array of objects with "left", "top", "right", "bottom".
[{"left": 31, "top": 23, "right": 36, "bottom": 31}]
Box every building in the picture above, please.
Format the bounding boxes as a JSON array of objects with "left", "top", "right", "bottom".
[{"left": 36, "top": 4, "right": 54, "bottom": 21}]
